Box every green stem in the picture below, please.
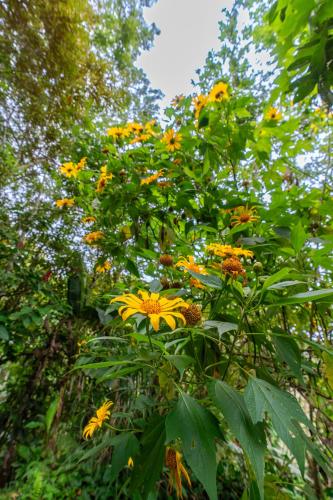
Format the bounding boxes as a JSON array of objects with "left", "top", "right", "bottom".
[{"left": 146, "top": 319, "right": 154, "bottom": 351}]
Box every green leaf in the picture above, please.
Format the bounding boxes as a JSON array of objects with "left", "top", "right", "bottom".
[
  {"left": 166, "top": 355, "right": 194, "bottom": 377},
  {"left": 262, "top": 268, "right": 291, "bottom": 291},
  {"left": 204, "top": 321, "right": 238, "bottom": 337},
  {"left": 0, "top": 325, "right": 9, "bottom": 340},
  {"left": 267, "top": 280, "right": 305, "bottom": 290},
  {"left": 109, "top": 433, "right": 139, "bottom": 482},
  {"left": 290, "top": 222, "right": 307, "bottom": 253},
  {"left": 188, "top": 270, "right": 223, "bottom": 289},
  {"left": 270, "top": 288, "right": 333, "bottom": 305},
  {"left": 166, "top": 393, "right": 221, "bottom": 500},
  {"left": 244, "top": 378, "right": 312, "bottom": 474},
  {"left": 273, "top": 335, "right": 304, "bottom": 382},
  {"left": 130, "top": 415, "right": 166, "bottom": 498},
  {"left": 45, "top": 396, "right": 60, "bottom": 433},
  {"left": 210, "top": 381, "right": 266, "bottom": 499},
  {"left": 322, "top": 351, "right": 333, "bottom": 391}
]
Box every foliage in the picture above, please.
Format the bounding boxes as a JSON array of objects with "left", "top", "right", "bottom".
[{"left": 1, "top": 1, "right": 333, "bottom": 499}]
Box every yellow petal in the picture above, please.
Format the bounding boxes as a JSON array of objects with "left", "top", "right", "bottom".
[
  {"left": 149, "top": 314, "right": 160, "bottom": 332},
  {"left": 161, "top": 314, "right": 176, "bottom": 330},
  {"left": 121, "top": 307, "right": 140, "bottom": 321}
]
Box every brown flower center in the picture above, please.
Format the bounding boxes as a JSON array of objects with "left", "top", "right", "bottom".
[
  {"left": 222, "top": 257, "right": 245, "bottom": 277},
  {"left": 215, "top": 90, "right": 225, "bottom": 99},
  {"left": 166, "top": 449, "right": 177, "bottom": 469},
  {"left": 169, "top": 138, "right": 175, "bottom": 144},
  {"left": 239, "top": 213, "right": 251, "bottom": 222},
  {"left": 142, "top": 299, "right": 161, "bottom": 314}
]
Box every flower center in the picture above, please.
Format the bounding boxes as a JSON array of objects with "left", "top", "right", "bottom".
[
  {"left": 169, "top": 138, "right": 175, "bottom": 144},
  {"left": 215, "top": 91, "right": 225, "bottom": 99},
  {"left": 166, "top": 449, "right": 177, "bottom": 469},
  {"left": 142, "top": 299, "right": 162, "bottom": 314},
  {"left": 239, "top": 213, "right": 251, "bottom": 222}
]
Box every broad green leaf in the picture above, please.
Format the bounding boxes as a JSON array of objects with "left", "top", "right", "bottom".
[
  {"left": 72, "top": 359, "right": 135, "bottom": 371},
  {"left": 290, "top": 222, "right": 307, "bottom": 253},
  {"left": 244, "top": 378, "right": 312, "bottom": 474},
  {"left": 130, "top": 415, "right": 166, "bottom": 498},
  {"left": 210, "top": 381, "right": 266, "bottom": 499},
  {"left": 166, "top": 354, "right": 194, "bottom": 377},
  {"left": 204, "top": 321, "right": 238, "bottom": 337},
  {"left": 267, "top": 280, "right": 305, "bottom": 290},
  {"left": 188, "top": 270, "right": 223, "bottom": 289},
  {"left": 262, "top": 268, "right": 291, "bottom": 291},
  {"left": 0, "top": 325, "right": 9, "bottom": 340},
  {"left": 97, "top": 365, "right": 143, "bottom": 383},
  {"left": 166, "top": 393, "right": 221, "bottom": 500},
  {"left": 269, "top": 288, "right": 333, "bottom": 305},
  {"left": 273, "top": 335, "right": 304, "bottom": 382},
  {"left": 109, "top": 433, "right": 139, "bottom": 482},
  {"left": 45, "top": 396, "right": 60, "bottom": 433}
]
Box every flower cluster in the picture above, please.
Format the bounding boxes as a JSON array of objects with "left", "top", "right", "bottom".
[
  {"left": 96, "top": 165, "right": 113, "bottom": 193},
  {"left": 55, "top": 198, "right": 74, "bottom": 208},
  {"left": 59, "top": 157, "right": 87, "bottom": 178},
  {"left": 206, "top": 243, "right": 253, "bottom": 259}
]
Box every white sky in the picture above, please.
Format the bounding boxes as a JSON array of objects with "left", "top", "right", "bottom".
[{"left": 137, "top": 0, "right": 234, "bottom": 109}]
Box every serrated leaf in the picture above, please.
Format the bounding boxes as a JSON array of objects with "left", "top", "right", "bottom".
[
  {"left": 166, "top": 393, "right": 221, "bottom": 500},
  {"left": 210, "top": 381, "right": 266, "bottom": 499},
  {"left": 244, "top": 378, "right": 312, "bottom": 474}
]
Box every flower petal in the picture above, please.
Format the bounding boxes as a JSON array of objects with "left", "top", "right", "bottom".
[{"left": 149, "top": 314, "right": 160, "bottom": 332}]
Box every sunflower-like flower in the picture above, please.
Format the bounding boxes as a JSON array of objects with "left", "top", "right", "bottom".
[
  {"left": 165, "top": 447, "right": 191, "bottom": 499},
  {"left": 140, "top": 170, "right": 164, "bottom": 186},
  {"left": 208, "top": 82, "right": 229, "bottom": 102},
  {"left": 220, "top": 256, "right": 246, "bottom": 280},
  {"left": 189, "top": 278, "right": 205, "bottom": 289},
  {"left": 127, "top": 457, "right": 134, "bottom": 468},
  {"left": 162, "top": 129, "right": 182, "bottom": 152},
  {"left": 110, "top": 290, "right": 189, "bottom": 332},
  {"left": 176, "top": 256, "right": 207, "bottom": 275},
  {"left": 96, "top": 165, "right": 113, "bottom": 193},
  {"left": 130, "top": 134, "right": 151, "bottom": 144},
  {"left": 55, "top": 198, "right": 74, "bottom": 208},
  {"left": 59, "top": 162, "right": 79, "bottom": 178},
  {"left": 127, "top": 122, "right": 144, "bottom": 135},
  {"left": 230, "top": 206, "right": 259, "bottom": 227},
  {"left": 265, "top": 106, "right": 282, "bottom": 121},
  {"left": 82, "top": 401, "right": 113, "bottom": 439},
  {"left": 206, "top": 243, "right": 253, "bottom": 259},
  {"left": 82, "top": 216, "right": 96, "bottom": 224},
  {"left": 76, "top": 157, "right": 87, "bottom": 171},
  {"left": 96, "top": 261, "right": 112, "bottom": 273},
  {"left": 84, "top": 231, "right": 104, "bottom": 244},
  {"left": 107, "top": 126, "right": 130, "bottom": 140},
  {"left": 193, "top": 94, "right": 208, "bottom": 119}
]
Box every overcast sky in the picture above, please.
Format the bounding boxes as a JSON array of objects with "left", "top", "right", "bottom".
[{"left": 137, "top": 0, "right": 234, "bottom": 109}]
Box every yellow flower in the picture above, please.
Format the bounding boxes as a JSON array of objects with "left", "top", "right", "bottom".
[
  {"left": 96, "top": 261, "right": 112, "bottom": 273},
  {"left": 130, "top": 134, "right": 151, "bottom": 144},
  {"left": 96, "top": 166, "right": 113, "bottom": 192},
  {"left": 206, "top": 243, "right": 253, "bottom": 259},
  {"left": 59, "top": 162, "right": 79, "bottom": 178},
  {"left": 110, "top": 290, "right": 189, "bottom": 332},
  {"left": 84, "top": 231, "right": 104, "bottom": 244},
  {"left": 189, "top": 278, "right": 205, "bottom": 289},
  {"left": 144, "top": 119, "right": 157, "bottom": 135},
  {"left": 107, "top": 126, "right": 130, "bottom": 140},
  {"left": 208, "top": 82, "right": 229, "bottom": 102},
  {"left": 127, "top": 122, "right": 144, "bottom": 135},
  {"left": 266, "top": 106, "right": 282, "bottom": 121},
  {"left": 162, "top": 129, "right": 182, "bottom": 152},
  {"left": 193, "top": 94, "right": 208, "bottom": 119},
  {"left": 82, "top": 401, "right": 113, "bottom": 439},
  {"left": 230, "top": 206, "right": 259, "bottom": 226},
  {"left": 176, "top": 256, "right": 207, "bottom": 275},
  {"left": 82, "top": 216, "right": 96, "bottom": 224},
  {"left": 165, "top": 447, "right": 191, "bottom": 499},
  {"left": 55, "top": 198, "right": 74, "bottom": 208},
  {"left": 140, "top": 170, "right": 164, "bottom": 186},
  {"left": 127, "top": 457, "right": 134, "bottom": 468},
  {"left": 76, "top": 157, "right": 87, "bottom": 170}
]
